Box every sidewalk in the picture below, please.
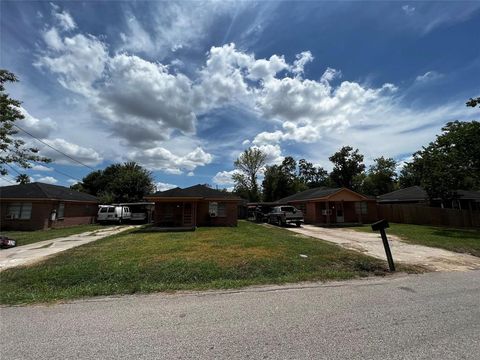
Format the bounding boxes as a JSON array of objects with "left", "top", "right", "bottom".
[{"left": 0, "top": 225, "right": 137, "bottom": 271}]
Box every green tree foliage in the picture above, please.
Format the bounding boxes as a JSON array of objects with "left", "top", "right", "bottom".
[
  {"left": 398, "top": 120, "right": 480, "bottom": 202},
  {"left": 298, "top": 159, "right": 329, "bottom": 188},
  {"left": 329, "top": 146, "right": 365, "bottom": 190},
  {"left": 466, "top": 97, "right": 480, "bottom": 108},
  {"left": 262, "top": 157, "right": 305, "bottom": 201},
  {"left": 0, "top": 70, "right": 50, "bottom": 176},
  {"left": 232, "top": 148, "right": 267, "bottom": 201},
  {"left": 15, "top": 173, "right": 31, "bottom": 184},
  {"left": 362, "top": 157, "right": 397, "bottom": 196},
  {"left": 72, "top": 162, "right": 155, "bottom": 203}
]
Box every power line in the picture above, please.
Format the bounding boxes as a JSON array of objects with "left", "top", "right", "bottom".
[
  {"left": 5, "top": 162, "right": 83, "bottom": 183},
  {"left": 13, "top": 124, "right": 96, "bottom": 170},
  {"left": 0, "top": 176, "right": 15, "bottom": 184}
]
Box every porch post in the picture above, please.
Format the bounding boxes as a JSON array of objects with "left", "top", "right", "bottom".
[{"left": 326, "top": 201, "right": 330, "bottom": 226}]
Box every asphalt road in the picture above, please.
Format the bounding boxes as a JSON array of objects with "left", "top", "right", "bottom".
[{"left": 1, "top": 271, "right": 479, "bottom": 359}]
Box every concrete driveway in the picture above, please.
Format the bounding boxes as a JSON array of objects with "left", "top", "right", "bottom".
[
  {"left": 0, "top": 225, "right": 137, "bottom": 271},
  {"left": 286, "top": 225, "right": 480, "bottom": 272}
]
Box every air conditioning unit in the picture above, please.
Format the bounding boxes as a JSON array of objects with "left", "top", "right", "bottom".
[
  {"left": 210, "top": 212, "right": 217, "bottom": 218},
  {"left": 321, "top": 209, "right": 332, "bottom": 216}
]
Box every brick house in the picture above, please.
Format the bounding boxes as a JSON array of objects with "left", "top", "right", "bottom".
[
  {"left": 278, "top": 187, "right": 378, "bottom": 225},
  {"left": 145, "top": 184, "right": 241, "bottom": 228},
  {"left": 0, "top": 182, "right": 99, "bottom": 231}
]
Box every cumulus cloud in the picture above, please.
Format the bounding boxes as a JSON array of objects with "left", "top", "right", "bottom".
[
  {"left": 212, "top": 170, "right": 240, "bottom": 185},
  {"left": 36, "top": 176, "right": 58, "bottom": 184},
  {"left": 30, "top": 164, "right": 54, "bottom": 172},
  {"left": 39, "top": 138, "right": 103, "bottom": 166},
  {"left": 156, "top": 182, "right": 178, "bottom": 192},
  {"left": 17, "top": 107, "right": 57, "bottom": 139},
  {"left": 129, "top": 147, "right": 212, "bottom": 174}
]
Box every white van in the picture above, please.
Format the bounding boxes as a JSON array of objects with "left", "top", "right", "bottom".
[{"left": 97, "top": 205, "right": 131, "bottom": 224}]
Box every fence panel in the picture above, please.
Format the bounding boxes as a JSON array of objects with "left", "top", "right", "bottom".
[{"left": 377, "top": 204, "right": 480, "bottom": 228}]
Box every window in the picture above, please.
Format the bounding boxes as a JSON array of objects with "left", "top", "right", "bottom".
[
  {"left": 57, "top": 203, "right": 65, "bottom": 219},
  {"left": 107, "top": 207, "right": 115, "bottom": 213},
  {"left": 280, "top": 206, "right": 296, "bottom": 213},
  {"left": 355, "top": 202, "right": 368, "bottom": 215},
  {"left": 6, "top": 202, "right": 32, "bottom": 219},
  {"left": 100, "top": 207, "right": 108, "bottom": 213},
  {"left": 218, "top": 203, "right": 226, "bottom": 217},
  {"left": 209, "top": 202, "right": 226, "bottom": 217}
]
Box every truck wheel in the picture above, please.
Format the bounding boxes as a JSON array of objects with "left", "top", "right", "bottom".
[
  {"left": 277, "top": 216, "right": 284, "bottom": 226},
  {"left": 296, "top": 222, "right": 301, "bottom": 227}
]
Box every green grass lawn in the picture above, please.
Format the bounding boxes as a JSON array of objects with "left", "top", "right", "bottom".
[
  {"left": 0, "top": 224, "right": 108, "bottom": 246},
  {"left": 0, "top": 221, "right": 417, "bottom": 305},
  {"left": 351, "top": 223, "right": 480, "bottom": 257}
]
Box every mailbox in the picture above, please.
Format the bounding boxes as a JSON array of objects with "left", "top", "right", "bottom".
[{"left": 371, "top": 219, "right": 389, "bottom": 231}]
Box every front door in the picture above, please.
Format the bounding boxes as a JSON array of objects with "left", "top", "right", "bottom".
[
  {"left": 183, "top": 202, "right": 193, "bottom": 226},
  {"left": 336, "top": 203, "right": 344, "bottom": 223}
]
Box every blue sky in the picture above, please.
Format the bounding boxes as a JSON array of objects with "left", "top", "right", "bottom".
[{"left": 1, "top": 1, "right": 479, "bottom": 190}]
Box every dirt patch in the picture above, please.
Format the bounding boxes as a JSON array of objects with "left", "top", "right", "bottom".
[{"left": 286, "top": 225, "right": 480, "bottom": 272}]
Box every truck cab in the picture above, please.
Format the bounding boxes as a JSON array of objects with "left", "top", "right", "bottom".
[{"left": 267, "top": 206, "right": 304, "bottom": 227}]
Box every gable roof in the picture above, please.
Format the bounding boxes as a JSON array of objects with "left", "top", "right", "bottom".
[
  {"left": 0, "top": 182, "right": 99, "bottom": 202},
  {"left": 277, "top": 187, "right": 369, "bottom": 203},
  {"left": 378, "top": 186, "right": 427, "bottom": 202},
  {"left": 146, "top": 184, "right": 241, "bottom": 200},
  {"left": 378, "top": 186, "right": 480, "bottom": 202}
]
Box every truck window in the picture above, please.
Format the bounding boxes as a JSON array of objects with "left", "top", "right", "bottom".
[{"left": 280, "top": 207, "right": 295, "bottom": 212}]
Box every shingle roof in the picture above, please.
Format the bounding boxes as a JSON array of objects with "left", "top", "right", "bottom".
[
  {"left": 147, "top": 184, "right": 241, "bottom": 200},
  {"left": 278, "top": 187, "right": 342, "bottom": 203},
  {"left": 378, "top": 186, "right": 480, "bottom": 202},
  {"left": 0, "top": 182, "right": 99, "bottom": 202},
  {"left": 377, "top": 186, "right": 427, "bottom": 202}
]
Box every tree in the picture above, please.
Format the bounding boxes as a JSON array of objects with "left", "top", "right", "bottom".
[
  {"left": 232, "top": 148, "right": 267, "bottom": 201},
  {"left": 262, "top": 157, "right": 304, "bottom": 201},
  {"left": 15, "top": 173, "right": 30, "bottom": 184},
  {"left": 329, "top": 146, "right": 365, "bottom": 190},
  {"left": 398, "top": 120, "right": 480, "bottom": 203},
  {"left": 298, "top": 159, "right": 329, "bottom": 188},
  {"left": 362, "top": 157, "right": 397, "bottom": 196},
  {"left": 73, "top": 162, "right": 155, "bottom": 203},
  {"left": 466, "top": 97, "right": 480, "bottom": 108},
  {"left": 0, "top": 69, "right": 50, "bottom": 176}
]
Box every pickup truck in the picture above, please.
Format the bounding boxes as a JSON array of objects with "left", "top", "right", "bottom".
[{"left": 267, "top": 206, "right": 304, "bottom": 227}]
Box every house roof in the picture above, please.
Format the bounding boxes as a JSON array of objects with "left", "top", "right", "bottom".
[
  {"left": 146, "top": 184, "right": 241, "bottom": 200},
  {"left": 277, "top": 187, "right": 344, "bottom": 203},
  {"left": 0, "top": 182, "right": 99, "bottom": 202},
  {"left": 378, "top": 186, "right": 480, "bottom": 202},
  {"left": 377, "top": 186, "right": 428, "bottom": 202}
]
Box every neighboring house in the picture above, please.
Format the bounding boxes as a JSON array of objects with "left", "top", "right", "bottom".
[
  {"left": 0, "top": 182, "right": 99, "bottom": 231},
  {"left": 144, "top": 184, "right": 241, "bottom": 228},
  {"left": 277, "top": 187, "right": 378, "bottom": 225},
  {"left": 378, "top": 186, "right": 480, "bottom": 211}
]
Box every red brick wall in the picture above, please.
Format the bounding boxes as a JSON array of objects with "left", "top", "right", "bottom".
[{"left": 0, "top": 200, "right": 98, "bottom": 231}]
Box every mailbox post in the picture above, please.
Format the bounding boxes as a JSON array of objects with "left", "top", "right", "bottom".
[{"left": 371, "top": 219, "right": 395, "bottom": 272}]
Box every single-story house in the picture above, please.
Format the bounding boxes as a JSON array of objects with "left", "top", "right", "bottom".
[
  {"left": 277, "top": 187, "right": 378, "bottom": 225},
  {"left": 144, "top": 184, "right": 241, "bottom": 228},
  {"left": 0, "top": 182, "right": 99, "bottom": 231},
  {"left": 378, "top": 186, "right": 480, "bottom": 211}
]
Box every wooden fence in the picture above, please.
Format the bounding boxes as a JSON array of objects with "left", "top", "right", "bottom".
[{"left": 377, "top": 204, "right": 480, "bottom": 228}]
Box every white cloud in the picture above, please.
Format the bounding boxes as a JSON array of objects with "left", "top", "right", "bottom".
[
  {"left": 415, "top": 71, "right": 443, "bottom": 83},
  {"left": 17, "top": 107, "right": 57, "bottom": 139},
  {"left": 187, "top": 171, "right": 194, "bottom": 177},
  {"left": 212, "top": 170, "right": 240, "bottom": 185},
  {"left": 36, "top": 176, "right": 58, "bottom": 184},
  {"left": 156, "top": 182, "right": 178, "bottom": 192},
  {"left": 39, "top": 138, "right": 103, "bottom": 166},
  {"left": 67, "top": 179, "right": 79, "bottom": 185},
  {"left": 292, "top": 51, "right": 314, "bottom": 75},
  {"left": 401, "top": 5, "right": 415, "bottom": 16},
  {"left": 30, "top": 164, "right": 53, "bottom": 172},
  {"left": 55, "top": 11, "right": 76, "bottom": 31},
  {"left": 129, "top": 147, "right": 212, "bottom": 174}
]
